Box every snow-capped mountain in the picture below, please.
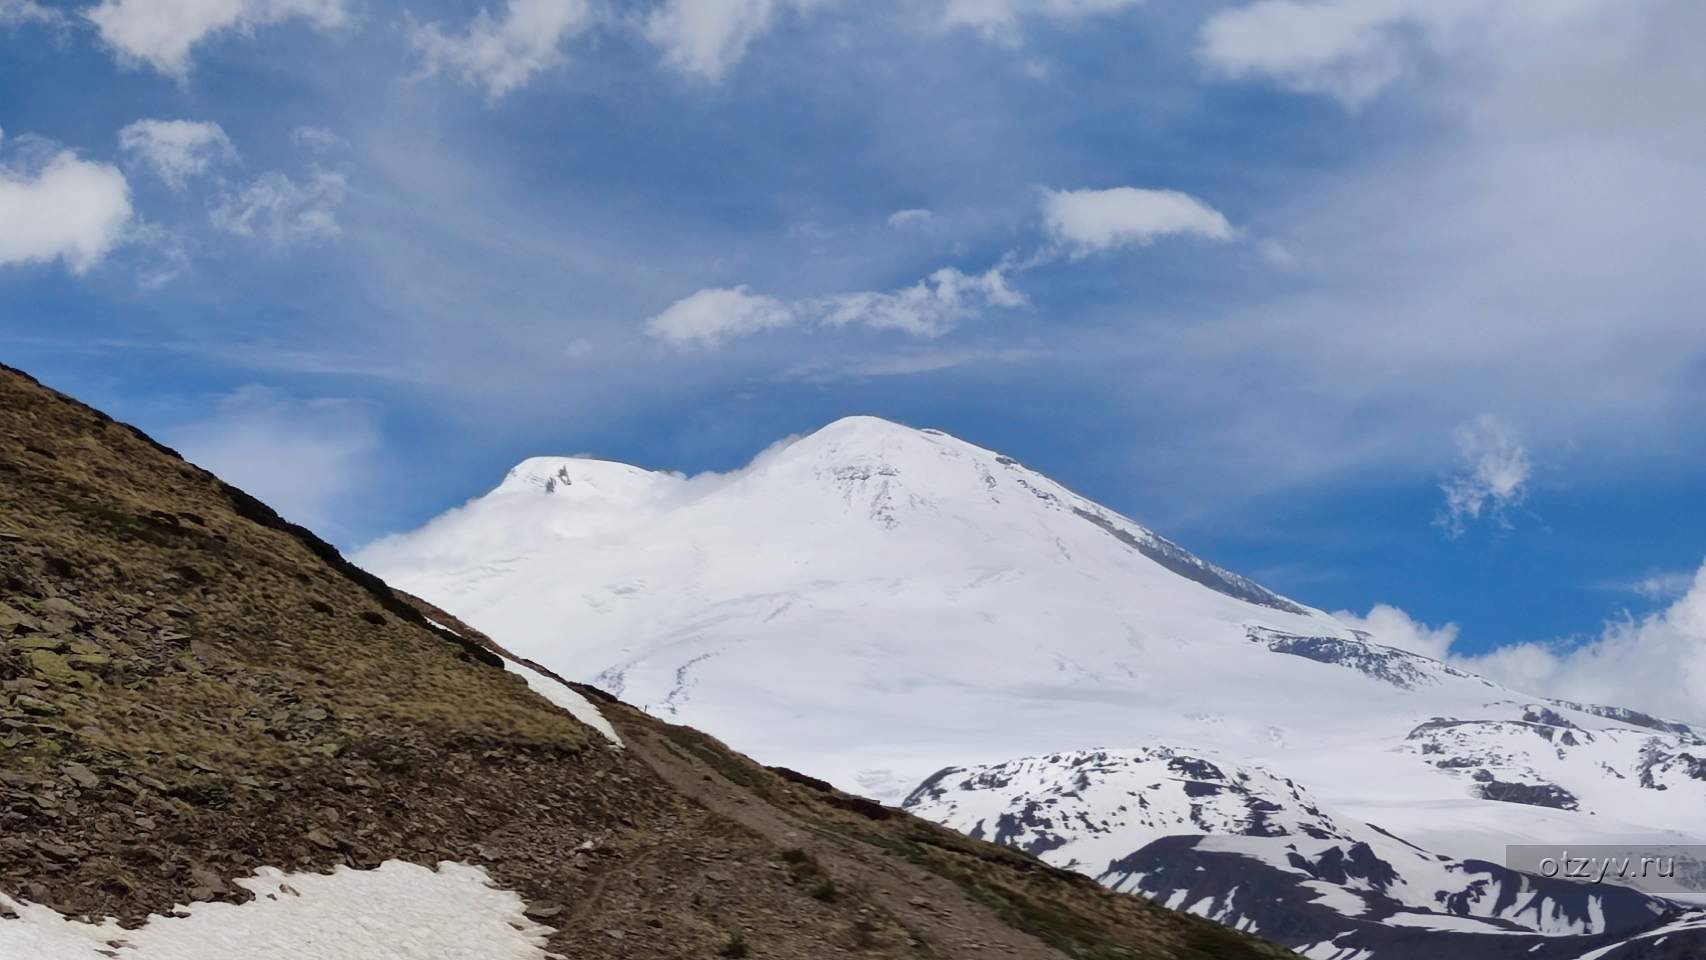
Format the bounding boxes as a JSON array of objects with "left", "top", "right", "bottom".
[{"left": 360, "top": 416, "right": 1706, "bottom": 956}]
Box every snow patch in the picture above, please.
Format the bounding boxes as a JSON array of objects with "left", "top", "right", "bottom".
[
  {"left": 505, "top": 657, "right": 622, "bottom": 747},
  {"left": 0, "top": 861, "right": 556, "bottom": 960}
]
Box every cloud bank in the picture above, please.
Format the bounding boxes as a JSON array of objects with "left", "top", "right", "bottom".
[{"left": 1349, "top": 560, "right": 1706, "bottom": 728}]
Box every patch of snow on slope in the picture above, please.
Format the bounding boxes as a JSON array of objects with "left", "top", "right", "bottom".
[
  {"left": 506, "top": 657, "right": 622, "bottom": 746},
  {"left": 0, "top": 861, "right": 556, "bottom": 960}
]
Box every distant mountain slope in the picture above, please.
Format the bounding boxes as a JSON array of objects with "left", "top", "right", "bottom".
[
  {"left": 0, "top": 363, "right": 1294, "bottom": 960},
  {"left": 903, "top": 748, "right": 1701, "bottom": 959},
  {"left": 363, "top": 414, "right": 1706, "bottom": 958}
]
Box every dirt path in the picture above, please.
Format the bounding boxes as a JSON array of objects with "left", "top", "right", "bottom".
[{"left": 607, "top": 701, "right": 1074, "bottom": 959}]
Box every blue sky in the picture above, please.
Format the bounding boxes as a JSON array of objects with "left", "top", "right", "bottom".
[{"left": 3, "top": 0, "right": 1705, "bottom": 706}]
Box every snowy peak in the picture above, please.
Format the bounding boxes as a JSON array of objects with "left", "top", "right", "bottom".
[
  {"left": 468, "top": 417, "right": 1312, "bottom": 617},
  {"left": 496, "top": 456, "right": 670, "bottom": 503},
  {"left": 704, "top": 417, "right": 1310, "bottom": 613}
]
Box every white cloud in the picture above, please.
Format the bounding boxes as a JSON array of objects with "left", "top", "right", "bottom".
[
  {"left": 645, "top": 286, "right": 796, "bottom": 348},
  {"left": 647, "top": 266, "right": 1026, "bottom": 349},
  {"left": 1334, "top": 602, "right": 1459, "bottom": 659},
  {"left": 887, "top": 208, "right": 933, "bottom": 230},
  {"left": 211, "top": 168, "right": 347, "bottom": 246},
  {"left": 0, "top": 148, "right": 133, "bottom": 273},
  {"left": 811, "top": 266, "right": 1025, "bottom": 337},
  {"left": 86, "top": 0, "right": 346, "bottom": 76},
  {"left": 1041, "top": 186, "right": 1236, "bottom": 255},
  {"left": 940, "top": 0, "right": 1142, "bottom": 43},
  {"left": 1467, "top": 562, "right": 1706, "bottom": 726},
  {"left": 118, "top": 119, "right": 235, "bottom": 190},
  {"left": 645, "top": 0, "right": 816, "bottom": 82},
  {"left": 1438, "top": 414, "right": 1530, "bottom": 538},
  {"left": 411, "top": 0, "right": 595, "bottom": 99},
  {"left": 171, "top": 385, "right": 380, "bottom": 533}
]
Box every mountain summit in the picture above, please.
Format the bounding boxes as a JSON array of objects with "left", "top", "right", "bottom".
[{"left": 366, "top": 416, "right": 1706, "bottom": 958}]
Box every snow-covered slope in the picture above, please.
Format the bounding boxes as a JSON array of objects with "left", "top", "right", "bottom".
[{"left": 360, "top": 416, "right": 1706, "bottom": 955}]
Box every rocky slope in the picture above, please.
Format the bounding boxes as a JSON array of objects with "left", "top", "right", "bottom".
[{"left": 0, "top": 362, "right": 1297, "bottom": 959}]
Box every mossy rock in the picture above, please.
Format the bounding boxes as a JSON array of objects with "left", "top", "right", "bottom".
[
  {"left": 26, "top": 649, "right": 96, "bottom": 687},
  {"left": 0, "top": 600, "right": 42, "bottom": 633},
  {"left": 16, "top": 635, "right": 68, "bottom": 652},
  {"left": 40, "top": 597, "right": 93, "bottom": 620},
  {"left": 14, "top": 695, "right": 62, "bottom": 716}
]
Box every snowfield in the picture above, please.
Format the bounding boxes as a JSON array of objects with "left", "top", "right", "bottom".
[
  {"left": 0, "top": 861, "right": 557, "bottom": 960},
  {"left": 359, "top": 416, "right": 1706, "bottom": 956}
]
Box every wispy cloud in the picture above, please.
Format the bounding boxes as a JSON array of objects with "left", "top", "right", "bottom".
[
  {"left": 887, "top": 208, "right": 933, "bottom": 230},
  {"left": 290, "top": 126, "right": 346, "bottom": 153},
  {"left": 645, "top": 0, "right": 819, "bottom": 82},
  {"left": 781, "top": 345, "right": 1043, "bottom": 383},
  {"left": 211, "top": 168, "right": 348, "bottom": 247},
  {"left": 939, "top": 0, "right": 1144, "bottom": 45},
  {"left": 646, "top": 265, "right": 1026, "bottom": 349},
  {"left": 118, "top": 119, "right": 235, "bottom": 191},
  {"left": 811, "top": 265, "right": 1026, "bottom": 337},
  {"left": 1437, "top": 415, "right": 1530, "bottom": 538},
  {"left": 649, "top": 183, "right": 1231, "bottom": 351},
  {"left": 410, "top": 0, "right": 596, "bottom": 99},
  {"left": 0, "top": 0, "right": 62, "bottom": 27},
  {"left": 1594, "top": 569, "right": 1699, "bottom": 604}
]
